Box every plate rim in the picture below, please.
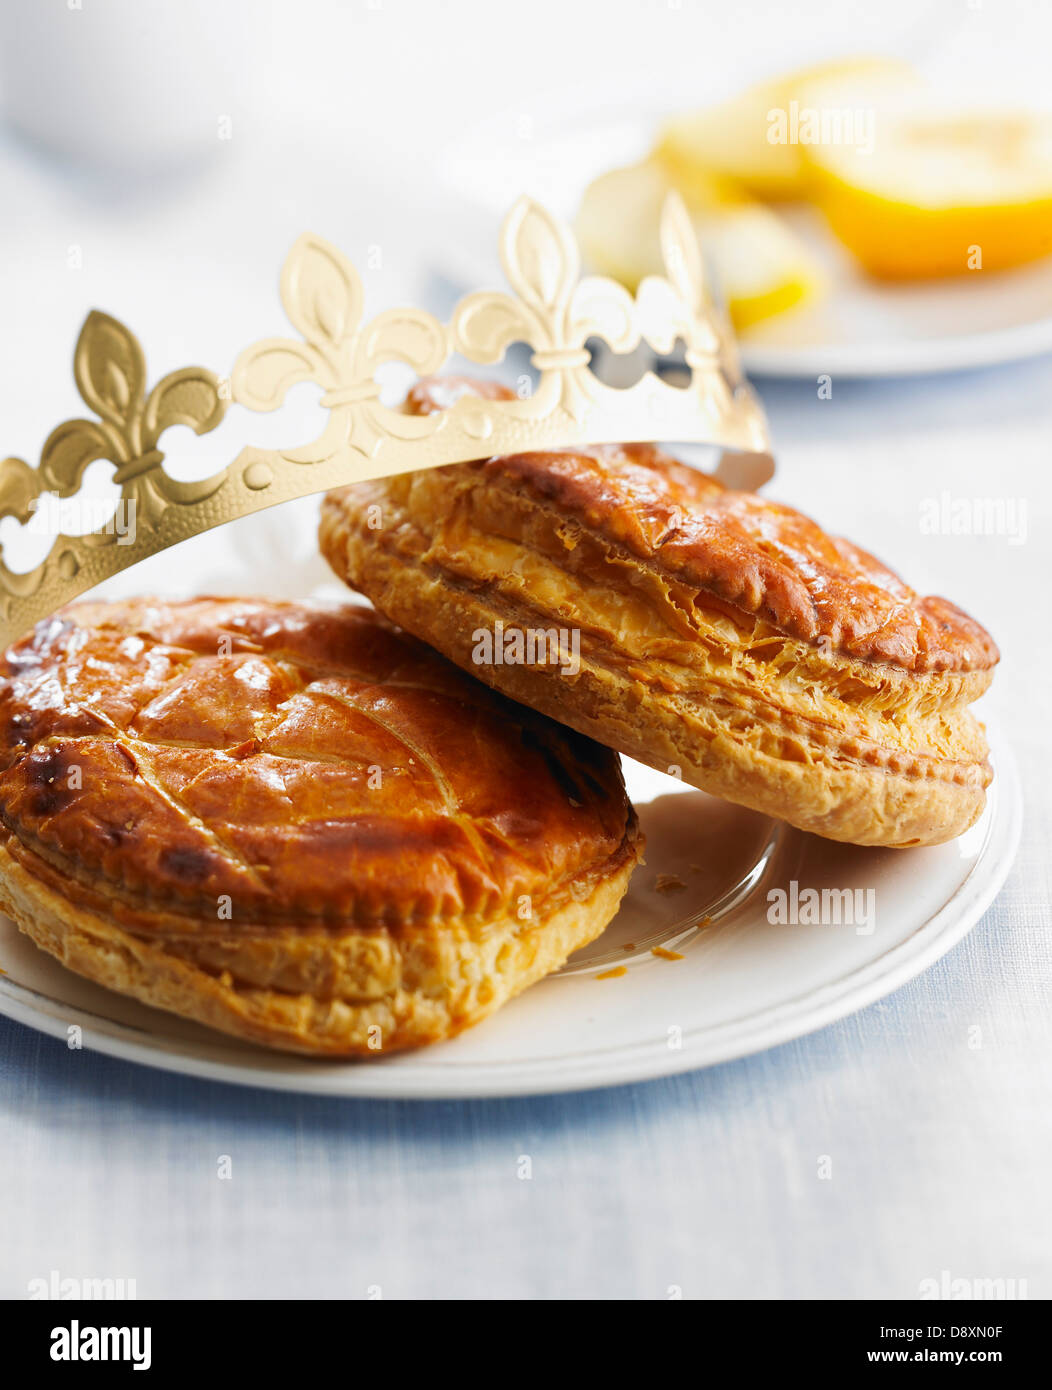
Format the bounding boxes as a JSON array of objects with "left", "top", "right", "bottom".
[
  {"left": 739, "top": 317, "right": 1052, "bottom": 379},
  {"left": 0, "top": 723, "right": 1021, "bottom": 1099}
]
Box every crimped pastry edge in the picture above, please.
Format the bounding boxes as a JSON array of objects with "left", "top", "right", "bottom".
[{"left": 0, "top": 823, "right": 641, "bottom": 1056}]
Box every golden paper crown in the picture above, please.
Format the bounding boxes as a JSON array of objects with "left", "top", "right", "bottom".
[{"left": 0, "top": 194, "right": 770, "bottom": 649}]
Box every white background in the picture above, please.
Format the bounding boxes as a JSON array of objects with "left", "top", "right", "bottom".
[{"left": 0, "top": 0, "right": 1049, "bottom": 1299}]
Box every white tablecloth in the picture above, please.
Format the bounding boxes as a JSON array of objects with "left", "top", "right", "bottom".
[{"left": 0, "top": 0, "right": 1049, "bottom": 1301}]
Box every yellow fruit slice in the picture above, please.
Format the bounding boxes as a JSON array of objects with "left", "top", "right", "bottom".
[
  {"left": 656, "top": 56, "right": 915, "bottom": 201},
  {"left": 803, "top": 99, "right": 1052, "bottom": 278},
  {"left": 575, "top": 159, "right": 823, "bottom": 332}
]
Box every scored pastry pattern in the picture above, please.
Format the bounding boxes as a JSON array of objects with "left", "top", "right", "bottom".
[{"left": 0, "top": 600, "right": 627, "bottom": 917}]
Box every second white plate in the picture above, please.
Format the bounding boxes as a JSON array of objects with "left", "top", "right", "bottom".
[{"left": 432, "top": 94, "right": 1052, "bottom": 379}]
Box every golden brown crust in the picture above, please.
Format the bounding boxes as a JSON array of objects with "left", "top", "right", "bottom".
[
  {"left": 408, "top": 380, "right": 996, "bottom": 676},
  {"left": 483, "top": 445, "right": 997, "bottom": 674},
  {"left": 0, "top": 598, "right": 641, "bottom": 1053},
  {"left": 319, "top": 376, "right": 998, "bottom": 847}
]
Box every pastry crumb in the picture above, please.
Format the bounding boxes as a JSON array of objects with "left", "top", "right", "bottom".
[
  {"left": 596, "top": 966, "right": 628, "bottom": 980},
  {"left": 651, "top": 946, "right": 684, "bottom": 961},
  {"left": 654, "top": 873, "right": 686, "bottom": 893}
]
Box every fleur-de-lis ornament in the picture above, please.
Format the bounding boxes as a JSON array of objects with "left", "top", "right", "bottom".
[
  {"left": 232, "top": 234, "right": 448, "bottom": 464},
  {"left": 635, "top": 196, "right": 743, "bottom": 420},
  {"left": 451, "top": 199, "right": 639, "bottom": 422},
  {"left": 0, "top": 194, "right": 771, "bottom": 650},
  {"left": 0, "top": 311, "right": 226, "bottom": 546},
  {"left": 230, "top": 194, "right": 769, "bottom": 470}
]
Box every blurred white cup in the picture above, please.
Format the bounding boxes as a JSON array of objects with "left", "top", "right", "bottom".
[{"left": 0, "top": 0, "right": 263, "bottom": 171}]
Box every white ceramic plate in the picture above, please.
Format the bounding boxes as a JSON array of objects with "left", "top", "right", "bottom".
[
  {"left": 432, "top": 96, "right": 1052, "bottom": 379},
  {"left": 0, "top": 716, "right": 1019, "bottom": 1098},
  {"left": 0, "top": 508, "right": 1021, "bottom": 1096}
]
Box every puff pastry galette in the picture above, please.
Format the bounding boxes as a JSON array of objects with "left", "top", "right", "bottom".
[
  {"left": 320, "top": 377, "right": 999, "bottom": 848},
  {"left": 0, "top": 598, "right": 641, "bottom": 1054}
]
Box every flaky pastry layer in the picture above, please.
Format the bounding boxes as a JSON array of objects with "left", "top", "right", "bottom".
[{"left": 319, "top": 377, "right": 998, "bottom": 847}]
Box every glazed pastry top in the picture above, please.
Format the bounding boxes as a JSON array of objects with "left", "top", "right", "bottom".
[
  {"left": 405, "top": 377, "right": 999, "bottom": 675},
  {"left": 0, "top": 599, "right": 631, "bottom": 928}
]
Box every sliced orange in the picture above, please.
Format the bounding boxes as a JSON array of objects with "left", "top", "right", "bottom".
[{"left": 803, "top": 97, "right": 1052, "bottom": 278}]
